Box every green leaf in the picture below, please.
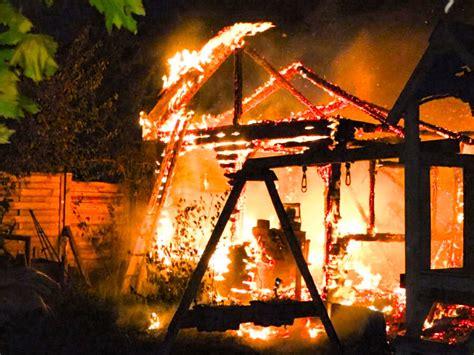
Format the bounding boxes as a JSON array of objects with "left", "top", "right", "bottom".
[
  {"left": 10, "top": 33, "right": 58, "bottom": 82},
  {"left": 43, "top": 0, "right": 54, "bottom": 7},
  {"left": 0, "top": 64, "right": 21, "bottom": 119},
  {"left": 0, "top": 2, "right": 33, "bottom": 34},
  {"left": 0, "top": 123, "right": 14, "bottom": 144},
  {"left": 0, "top": 64, "right": 39, "bottom": 120},
  {"left": 89, "top": 0, "right": 145, "bottom": 34},
  {"left": 0, "top": 48, "right": 14, "bottom": 63},
  {"left": 18, "top": 95, "right": 40, "bottom": 114},
  {"left": 0, "top": 29, "right": 26, "bottom": 46}
]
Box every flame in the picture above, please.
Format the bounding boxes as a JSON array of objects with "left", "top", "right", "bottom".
[
  {"left": 352, "top": 262, "right": 382, "bottom": 291},
  {"left": 306, "top": 319, "right": 325, "bottom": 339},
  {"left": 148, "top": 312, "right": 161, "bottom": 330},
  {"left": 237, "top": 323, "right": 287, "bottom": 340},
  {"left": 338, "top": 218, "right": 368, "bottom": 236},
  {"left": 150, "top": 211, "right": 175, "bottom": 266},
  {"left": 162, "top": 22, "right": 274, "bottom": 90},
  {"left": 210, "top": 244, "right": 231, "bottom": 278},
  {"left": 139, "top": 22, "right": 274, "bottom": 141}
]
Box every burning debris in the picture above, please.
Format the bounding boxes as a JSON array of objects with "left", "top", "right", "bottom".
[{"left": 123, "top": 20, "right": 474, "bottom": 354}]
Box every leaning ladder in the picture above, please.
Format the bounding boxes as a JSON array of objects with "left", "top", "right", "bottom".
[{"left": 122, "top": 117, "right": 191, "bottom": 293}]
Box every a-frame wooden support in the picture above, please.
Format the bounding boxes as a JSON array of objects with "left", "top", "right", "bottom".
[{"left": 159, "top": 168, "right": 342, "bottom": 355}]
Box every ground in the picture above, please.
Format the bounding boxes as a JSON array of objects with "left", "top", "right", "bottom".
[{"left": 0, "top": 284, "right": 390, "bottom": 354}]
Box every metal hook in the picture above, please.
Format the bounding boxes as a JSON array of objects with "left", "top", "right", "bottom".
[
  {"left": 345, "top": 162, "right": 351, "bottom": 186},
  {"left": 301, "top": 166, "right": 308, "bottom": 193}
]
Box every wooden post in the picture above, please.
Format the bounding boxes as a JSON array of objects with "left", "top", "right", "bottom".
[
  {"left": 463, "top": 167, "right": 474, "bottom": 272},
  {"left": 404, "top": 104, "right": 431, "bottom": 337},
  {"left": 62, "top": 226, "right": 91, "bottom": 287},
  {"left": 368, "top": 160, "right": 376, "bottom": 235},
  {"left": 265, "top": 177, "right": 342, "bottom": 353},
  {"left": 160, "top": 178, "right": 246, "bottom": 355},
  {"left": 322, "top": 164, "right": 341, "bottom": 296},
  {"left": 58, "top": 173, "right": 72, "bottom": 255},
  {"left": 233, "top": 49, "right": 243, "bottom": 126}
]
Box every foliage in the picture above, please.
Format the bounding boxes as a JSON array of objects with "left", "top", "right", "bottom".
[
  {"left": 10, "top": 33, "right": 58, "bottom": 82},
  {"left": 89, "top": 0, "right": 145, "bottom": 34},
  {"left": 0, "top": 0, "right": 52, "bottom": 141},
  {"left": 73, "top": 197, "right": 118, "bottom": 256},
  {"left": 0, "top": 172, "right": 15, "bottom": 224},
  {"left": 0, "top": 25, "right": 156, "bottom": 182},
  {"left": 0, "top": 0, "right": 145, "bottom": 143},
  {"left": 146, "top": 194, "right": 228, "bottom": 304}
]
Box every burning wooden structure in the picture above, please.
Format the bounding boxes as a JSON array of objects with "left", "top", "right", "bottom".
[
  {"left": 123, "top": 21, "right": 473, "bottom": 354},
  {"left": 387, "top": 20, "right": 474, "bottom": 354}
]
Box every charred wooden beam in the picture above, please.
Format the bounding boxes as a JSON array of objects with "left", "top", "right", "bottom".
[
  {"left": 297, "top": 65, "right": 403, "bottom": 136},
  {"left": 233, "top": 49, "right": 243, "bottom": 126},
  {"left": 419, "top": 120, "right": 474, "bottom": 145},
  {"left": 244, "top": 142, "right": 399, "bottom": 169},
  {"left": 180, "top": 300, "right": 321, "bottom": 331},
  {"left": 340, "top": 233, "right": 404, "bottom": 243},
  {"left": 404, "top": 104, "right": 429, "bottom": 339},
  {"left": 368, "top": 160, "right": 376, "bottom": 235},
  {"left": 244, "top": 47, "right": 325, "bottom": 118},
  {"left": 298, "top": 64, "right": 474, "bottom": 144},
  {"left": 182, "top": 118, "right": 378, "bottom": 147},
  {"left": 243, "top": 139, "right": 461, "bottom": 171},
  {"left": 464, "top": 167, "right": 474, "bottom": 273},
  {"left": 323, "top": 164, "right": 341, "bottom": 298}
]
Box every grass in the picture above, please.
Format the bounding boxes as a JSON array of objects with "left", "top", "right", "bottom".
[{"left": 0, "top": 285, "right": 390, "bottom": 354}]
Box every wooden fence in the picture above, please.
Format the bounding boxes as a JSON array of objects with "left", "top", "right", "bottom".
[{"left": 0, "top": 173, "right": 125, "bottom": 270}]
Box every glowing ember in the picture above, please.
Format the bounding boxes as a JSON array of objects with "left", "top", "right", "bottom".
[
  {"left": 148, "top": 312, "right": 161, "bottom": 330},
  {"left": 236, "top": 323, "right": 288, "bottom": 340},
  {"left": 306, "top": 319, "right": 325, "bottom": 339},
  {"left": 422, "top": 303, "right": 474, "bottom": 344}
]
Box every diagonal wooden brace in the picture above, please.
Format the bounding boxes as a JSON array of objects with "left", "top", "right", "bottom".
[
  {"left": 160, "top": 178, "right": 246, "bottom": 354},
  {"left": 264, "top": 176, "right": 343, "bottom": 353}
]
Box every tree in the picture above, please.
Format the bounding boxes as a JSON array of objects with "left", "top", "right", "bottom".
[
  {"left": 0, "top": 23, "right": 157, "bottom": 183},
  {"left": 0, "top": 0, "right": 145, "bottom": 143}
]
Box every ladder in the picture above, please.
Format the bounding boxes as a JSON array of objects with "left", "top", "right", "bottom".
[{"left": 122, "top": 117, "right": 191, "bottom": 293}]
